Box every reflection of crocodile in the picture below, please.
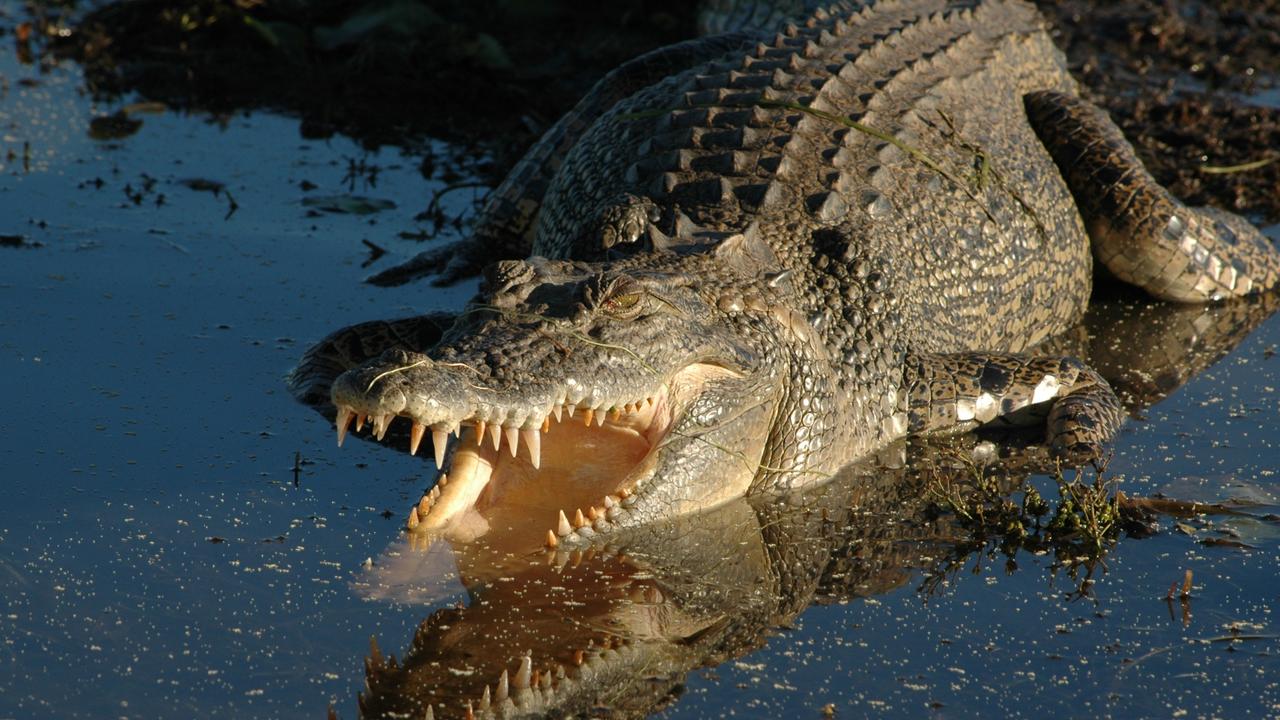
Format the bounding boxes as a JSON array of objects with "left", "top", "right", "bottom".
[
  {"left": 352, "top": 445, "right": 959, "bottom": 719},
  {"left": 290, "top": 0, "right": 1280, "bottom": 549}
]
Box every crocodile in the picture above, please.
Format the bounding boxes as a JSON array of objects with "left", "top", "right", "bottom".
[
  {"left": 290, "top": 0, "right": 1280, "bottom": 550},
  {"left": 335, "top": 291, "right": 1277, "bottom": 719}
]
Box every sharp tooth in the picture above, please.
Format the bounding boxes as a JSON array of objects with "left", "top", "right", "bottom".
[
  {"left": 586, "top": 507, "right": 598, "bottom": 522},
  {"left": 582, "top": 408, "right": 594, "bottom": 426},
  {"left": 596, "top": 409, "right": 607, "bottom": 426},
  {"left": 504, "top": 426, "right": 519, "bottom": 457},
  {"left": 408, "top": 422, "right": 425, "bottom": 456},
  {"left": 558, "top": 510, "right": 572, "bottom": 536},
  {"left": 465, "top": 701, "right": 475, "bottom": 720},
  {"left": 374, "top": 414, "right": 393, "bottom": 441},
  {"left": 336, "top": 407, "right": 354, "bottom": 446},
  {"left": 418, "top": 494, "right": 430, "bottom": 514},
  {"left": 432, "top": 428, "right": 448, "bottom": 467},
  {"left": 573, "top": 509, "right": 586, "bottom": 528},
  {"left": 540, "top": 669, "right": 552, "bottom": 690},
  {"left": 514, "top": 655, "right": 532, "bottom": 689},
  {"left": 603, "top": 495, "right": 617, "bottom": 508},
  {"left": 480, "top": 686, "right": 491, "bottom": 710},
  {"left": 438, "top": 473, "right": 450, "bottom": 487},
  {"left": 496, "top": 670, "right": 509, "bottom": 702},
  {"left": 425, "top": 705, "right": 434, "bottom": 720},
  {"left": 552, "top": 405, "right": 563, "bottom": 423},
  {"left": 355, "top": 413, "right": 366, "bottom": 432},
  {"left": 565, "top": 404, "right": 576, "bottom": 418},
  {"left": 572, "top": 650, "right": 584, "bottom": 666},
  {"left": 407, "top": 506, "right": 420, "bottom": 529},
  {"left": 531, "top": 669, "right": 541, "bottom": 688},
  {"left": 489, "top": 423, "right": 502, "bottom": 451},
  {"left": 541, "top": 415, "right": 551, "bottom": 433},
  {"left": 475, "top": 420, "right": 486, "bottom": 444},
  {"left": 522, "top": 429, "right": 541, "bottom": 468},
  {"left": 618, "top": 487, "right": 631, "bottom": 499},
  {"left": 546, "top": 530, "right": 558, "bottom": 548},
  {"left": 646, "top": 396, "right": 654, "bottom": 407}
]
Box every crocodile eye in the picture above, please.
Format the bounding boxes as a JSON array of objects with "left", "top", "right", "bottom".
[{"left": 601, "top": 291, "right": 643, "bottom": 315}]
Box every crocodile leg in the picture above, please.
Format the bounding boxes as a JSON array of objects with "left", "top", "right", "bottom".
[
  {"left": 902, "top": 352, "right": 1123, "bottom": 463},
  {"left": 366, "top": 33, "right": 758, "bottom": 288},
  {"left": 288, "top": 312, "right": 456, "bottom": 408},
  {"left": 1025, "top": 90, "right": 1280, "bottom": 302}
]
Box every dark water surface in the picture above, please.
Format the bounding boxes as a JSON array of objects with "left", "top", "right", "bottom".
[{"left": 3, "top": 13, "right": 1280, "bottom": 720}]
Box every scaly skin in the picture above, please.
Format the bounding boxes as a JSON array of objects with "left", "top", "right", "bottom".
[{"left": 292, "top": 0, "right": 1280, "bottom": 549}]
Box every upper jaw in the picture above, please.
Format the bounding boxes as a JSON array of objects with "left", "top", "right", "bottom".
[
  {"left": 331, "top": 351, "right": 752, "bottom": 546},
  {"left": 329, "top": 347, "right": 675, "bottom": 467}
]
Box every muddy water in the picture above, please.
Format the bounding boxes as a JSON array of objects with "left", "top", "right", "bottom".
[{"left": 2, "top": 15, "right": 1279, "bottom": 720}]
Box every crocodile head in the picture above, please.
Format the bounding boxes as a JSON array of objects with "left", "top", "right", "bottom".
[{"left": 328, "top": 230, "right": 820, "bottom": 547}]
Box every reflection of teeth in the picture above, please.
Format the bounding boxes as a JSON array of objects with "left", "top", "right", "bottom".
[
  {"left": 496, "top": 670, "right": 509, "bottom": 702},
  {"left": 514, "top": 654, "right": 532, "bottom": 690}
]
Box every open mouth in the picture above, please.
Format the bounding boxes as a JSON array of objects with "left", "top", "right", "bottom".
[{"left": 333, "top": 362, "right": 741, "bottom": 545}]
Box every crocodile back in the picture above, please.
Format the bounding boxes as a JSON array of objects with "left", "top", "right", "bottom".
[{"left": 534, "top": 0, "right": 1092, "bottom": 381}]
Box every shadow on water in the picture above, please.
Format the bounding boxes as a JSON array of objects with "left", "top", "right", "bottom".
[{"left": 2, "top": 0, "right": 1280, "bottom": 718}]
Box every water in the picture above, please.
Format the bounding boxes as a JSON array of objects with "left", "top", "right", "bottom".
[{"left": 1, "top": 12, "right": 1279, "bottom": 720}]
